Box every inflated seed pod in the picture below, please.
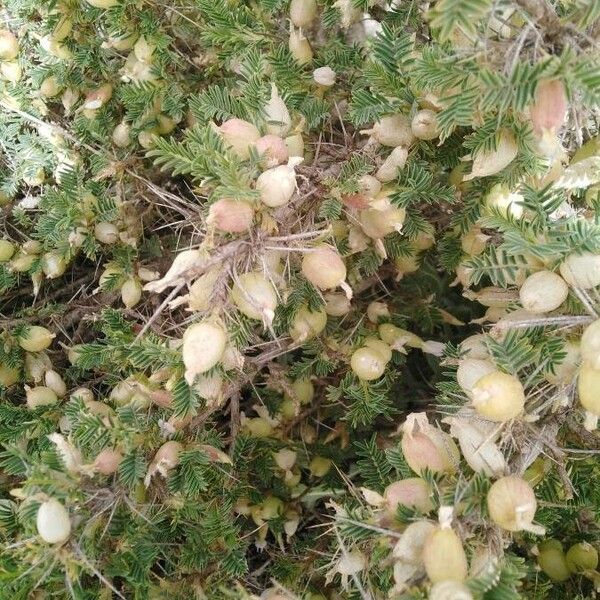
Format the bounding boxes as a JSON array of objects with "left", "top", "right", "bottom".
[
  {"left": 255, "top": 135, "right": 289, "bottom": 167},
  {"left": 530, "top": 79, "right": 568, "bottom": 135},
  {"left": 256, "top": 158, "right": 301, "bottom": 207},
  {"left": 44, "top": 369, "right": 67, "bottom": 397},
  {"left": 428, "top": 581, "right": 473, "bottom": 600},
  {"left": 401, "top": 413, "right": 459, "bottom": 475},
  {"left": 577, "top": 362, "right": 600, "bottom": 430},
  {"left": 263, "top": 83, "right": 291, "bottom": 137},
  {"left": 309, "top": 456, "right": 332, "bottom": 477},
  {"left": 18, "top": 326, "right": 55, "bottom": 352},
  {"left": 375, "top": 146, "right": 408, "bottom": 182},
  {"left": 487, "top": 476, "right": 544, "bottom": 533},
  {"left": 350, "top": 346, "right": 387, "bottom": 381},
  {"left": 463, "top": 130, "right": 518, "bottom": 181},
  {"left": 383, "top": 478, "right": 434, "bottom": 514},
  {"left": 0, "top": 364, "right": 19, "bottom": 387},
  {"left": 537, "top": 539, "right": 571, "bottom": 582},
  {"left": 559, "top": 252, "right": 600, "bottom": 290},
  {"left": 471, "top": 371, "right": 525, "bottom": 421},
  {"left": 41, "top": 252, "right": 67, "bottom": 279},
  {"left": 519, "top": 271, "right": 568, "bottom": 313},
  {"left": 121, "top": 278, "right": 142, "bottom": 309},
  {"left": 0, "top": 30, "right": 19, "bottom": 60},
  {"left": 112, "top": 121, "right": 131, "bottom": 147},
  {"left": 302, "top": 246, "right": 347, "bottom": 291},
  {"left": 290, "top": 0, "right": 317, "bottom": 27},
  {"left": 580, "top": 319, "right": 600, "bottom": 369},
  {"left": 456, "top": 358, "right": 496, "bottom": 395},
  {"left": 26, "top": 386, "right": 58, "bottom": 409},
  {"left": 0, "top": 240, "right": 15, "bottom": 262},
  {"left": 94, "top": 222, "right": 119, "bottom": 244},
  {"left": 93, "top": 448, "right": 123, "bottom": 475},
  {"left": 215, "top": 118, "right": 260, "bottom": 160},
  {"left": 422, "top": 522, "right": 468, "bottom": 583},
  {"left": 565, "top": 542, "right": 598, "bottom": 573},
  {"left": 364, "top": 337, "right": 392, "bottom": 362},
  {"left": 182, "top": 321, "right": 227, "bottom": 384},
  {"left": 360, "top": 114, "right": 415, "bottom": 147},
  {"left": 208, "top": 199, "right": 254, "bottom": 233},
  {"left": 289, "top": 306, "right": 327, "bottom": 342},
  {"left": 324, "top": 292, "right": 351, "bottom": 316},
  {"left": 37, "top": 499, "right": 71, "bottom": 544},
  {"left": 288, "top": 26, "right": 312, "bottom": 65},
  {"left": 411, "top": 109, "right": 439, "bottom": 140},
  {"left": 231, "top": 272, "right": 278, "bottom": 323}
]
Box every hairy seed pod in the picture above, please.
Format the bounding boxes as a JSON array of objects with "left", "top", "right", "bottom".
[
  {"left": 19, "top": 326, "right": 55, "bottom": 352},
  {"left": 302, "top": 246, "right": 347, "bottom": 291},
  {"left": 112, "top": 121, "right": 131, "bottom": 147},
  {"left": 487, "top": 476, "right": 543, "bottom": 533},
  {"left": 559, "top": 251, "right": 600, "bottom": 290},
  {"left": 546, "top": 340, "right": 580, "bottom": 385},
  {"left": 208, "top": 198, "right": 254, "bottom": 232},
  {"left": 357, "top": 174, "right": 381, "bottom": 197},
  {"left": 40, "top": 76, "right": 60, "bottom": 98},
  {"left": 519, "top": 271, "right": 568, "bottom": 313},
  {"left": 1, "top": 61, "right": 21, "bottom": 82},
  {"left": 411, "top": 109, "right": 439, "bottom": 140},
  {"left": 290, "top": 0, "right": 317, "bottom": 27},
  {"left": 182, "top": 321, "right": 227, "bottom": 384},
  {"left": 359, "top": 202, "right": 406, "bottom": 239},
  {"left": 289, "top": 26, "right": 313, "bottom": 65},
  {"left": 37, "top": 499, "right": 71, "bottom": 544},
  {"left": 461, "top": 227, "right": 489, "bottom": 256},
  {"left": 133, "top": 36, "right": 155, "bottom": 63},
  {"left": 537, "top": 539, "right": 571, "bottom": 582},
  {"left": 361, "top": 114, "right": 414, "bottom": 147},
  {"left": 187, "top": 269, "right": 220, "bottom": 312},
  {"left": 384, "top": 478, "right": 434, "bottom": 514},
  {"left": 313, "top": 66, "right": 336, "bottom": 87},
  {"left": 459, "top": 334, "right": 489, "bottom": 360},
  {"left": 94, "top": 222, "right": 119, "bottom": 244},
  {"left": 423, "top": 526, "right": 468, "bottom": 583},
  {"left": 367, "top": 301, "right": 389, "bottom": 323},
  {"left": 471, "top": 371, "right": 525, "bottom": 421},
  {"left": 83, "top": 84, "right": 113, "bottom": 110},
  {"left": 231, "top": 272, "right": 278, "bottom": 323}
]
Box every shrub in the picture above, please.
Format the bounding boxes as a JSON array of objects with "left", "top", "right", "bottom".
[{"left": 0, "top": 0, "right": 599, "bottom": 598}]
